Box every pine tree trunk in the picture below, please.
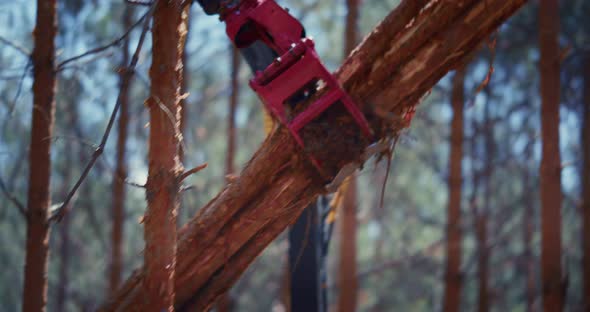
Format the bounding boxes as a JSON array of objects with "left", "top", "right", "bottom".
[
  {"left": 582, "top": 52, "right": 590, "bottom": 312},
  {"left": 539, "top": 0, "right": 563, "bottom": 310},
  {"left": 100, "top": 2, "right": 528, "bottom": 310},
  {"left": 522, "top": 130, "right": 536, "bottom": 312},
  {"left": 216, "top": 46, "right": 240, "bottom": 312},
  {"left": 142, "top": 1, "right": 188, "bottom": 311},
  {"left": 109, "top": 3, "right": 133, "bottom": 294},
  {"left": 338, "top": 179, "right": 358, "bottom": 312},
  {"left": 22, "top": 1, "right": 57, "bottom": 311},
  {"left": 225, "top": 47, "right": 240, "bottom": 179},
  {"left": 442, "top": 66, "right": 465, "bottom": 312},
  {"left": 337, "top": 1, "right": 360, "bottom": 311},
  {"left": 477, "top": 87, "right": 494, "bottom": 312}
]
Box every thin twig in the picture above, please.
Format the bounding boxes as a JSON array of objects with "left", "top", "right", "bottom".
[
  {"left": 56, "top": 7, "right": 152, "bottom": 71},
  {"left": 178, "top": 163, "right": 208, "bottom": 183},
  {"left": 0, "top": 174, "right": 27, "bottom": 219},
  {"left": 0, "top": 35, "right": 30, "bottom": 57},
  {"left": 50, "top": 4, "right": 155, "bottom": 223}
]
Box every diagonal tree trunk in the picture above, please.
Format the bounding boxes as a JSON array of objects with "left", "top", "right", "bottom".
[
  {"left": 582, "top": 52, "right": 590, "bottom": 312},
  {"left": 442, "top": 65, "right": 466, "bottom": 312},
  {"left": 109, "top": 3, "right": 133, "bottom": 294},
  {"left": 142, "top": 1, "right": 188, "bottom": 311},
  {"left": 100, "top": 1, "right": 528, "bottom": 311},
  {"left": 22, "top": 1, "right": 58, "bottom": 311},
  {"left": 538, "top": 0, "right": 563, "bottom": 310},
  {"left": 337, "top": 0, "right": 361, "bottom": 311}
]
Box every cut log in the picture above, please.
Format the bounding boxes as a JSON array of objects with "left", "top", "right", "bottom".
[{"left": 100, "top": 1, "right": 528, "bottom": 311}]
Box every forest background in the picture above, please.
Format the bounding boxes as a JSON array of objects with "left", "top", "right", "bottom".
[{"left": 0, "top": 0, "right": 588, "bottom": 311}]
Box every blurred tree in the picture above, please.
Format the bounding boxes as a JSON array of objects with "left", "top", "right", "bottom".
[
  {"left": 109, "top": 3, "right": 132, "bottom": 294},
  {"left": 142, "top": 1, "right": 188, "bottom": 310},
  {"left": 216, "top": 46, "right": 241, "bottom": 312},
  {"left": 337, "top": 0, "right": 361, "bottom": 311},
  {"left": 539, "top": 0, "right": 564, "bottom": 310},
  {"left": 21, "top": 1, "right": 58, "bottom": 311},
  {"left": 522, "top": 127, "right": 537, "bottom": 312},
  {"left": 101, "top": 2, "right": 528, "bottom": 310},
  {"left": 442, "top": 65, "right": 466, "bottom": 312}
]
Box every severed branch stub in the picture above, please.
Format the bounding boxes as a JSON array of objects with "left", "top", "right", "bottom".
[{"left": 178, "top": 163, "right": 208, "bottom": 183}]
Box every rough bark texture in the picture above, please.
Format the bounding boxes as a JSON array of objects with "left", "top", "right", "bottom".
[
  {"left": 442, "top": 66, "right": 465, "bottom": 312},
  {"left": 22, "top": 1, "right": 57, "bottom": 311},
  {"left": 583, "top": 52, "right": 590, "bottom": 312},
  {"left": 142, "top": 1, "right": 188, "bottom": 311},
  {"left": 337, "top": 0, "right": 360, "bottom": 311},
  {"left": 109, "top": 3, "right": 132, "bottom": 294},
  {"left": 101, "top": 1, "right": 528, "bottom": 310},
  {"left": 539, "top": 0, "right": 563, "bottom": 310}
]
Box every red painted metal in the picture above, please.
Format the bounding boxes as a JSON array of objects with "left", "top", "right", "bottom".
[{"left": 222, "top": 0, "right": 373, "bottom": 173}]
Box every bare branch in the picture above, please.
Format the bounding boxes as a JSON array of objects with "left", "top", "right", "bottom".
[
  {"left": 56, "top": 7, "right": 152, "bottom": 71},
  {"left": 0, "top": 174, "right": 27, "bottom": 219},
  {"left": 0, "top": 35, "right": 30, "bottom": 57},
  {"left": 50, "top": 4, "right": 155, "bottom": 223}
]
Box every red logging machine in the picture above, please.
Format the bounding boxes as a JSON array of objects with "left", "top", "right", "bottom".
[{"left": 221, "top": 0, "right": 372, "bottom": 172}]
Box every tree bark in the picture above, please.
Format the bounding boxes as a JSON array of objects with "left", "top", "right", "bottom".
[
  {"left": 337, "top": 0, "right": 360, "bottom": 311},
  {"left": 442, "top": 66, "right": 466, "bottom": 312},
  {"left": 109, "top": 3, "right": 133, "bottom": 294},
  {"left": 539, "top": 0, "right": 563, "bottom": 310},
  {"left": 100, "top": 1, "right": 528, "bottom": 311},
  {"left": 22, "top": 1, "right": 57, "bottom": 311},
  {"left": 582, "top": 52, "right": 590, "bottom": 312},
  {"left": 142, "top": 1, "right": 188, "bottom": 311}
]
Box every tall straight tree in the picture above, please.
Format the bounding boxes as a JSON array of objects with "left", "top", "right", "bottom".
[
  {"left": 217, "top": 46, "right": 241, "bottom": 312},
  {"left": 337, "top": 0, "right": 360, "bottom": 311},
  {"left": 109, "top": 3, "right": 133, "bottom": 293},
  {"left": 22, "top": 1, "right": 57, "bottom": 311},
  {"left": 538, "top": 0, "right": 563, "bottom": 310},
  {"left": 143, "top": 1, "right": 188, "bottom": 310},
  {"left": 582, "top": 52, "right": 590, "bottom": 312},
  {"left": 442, "top": 65, "right": 466, "bottom": 312}
]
